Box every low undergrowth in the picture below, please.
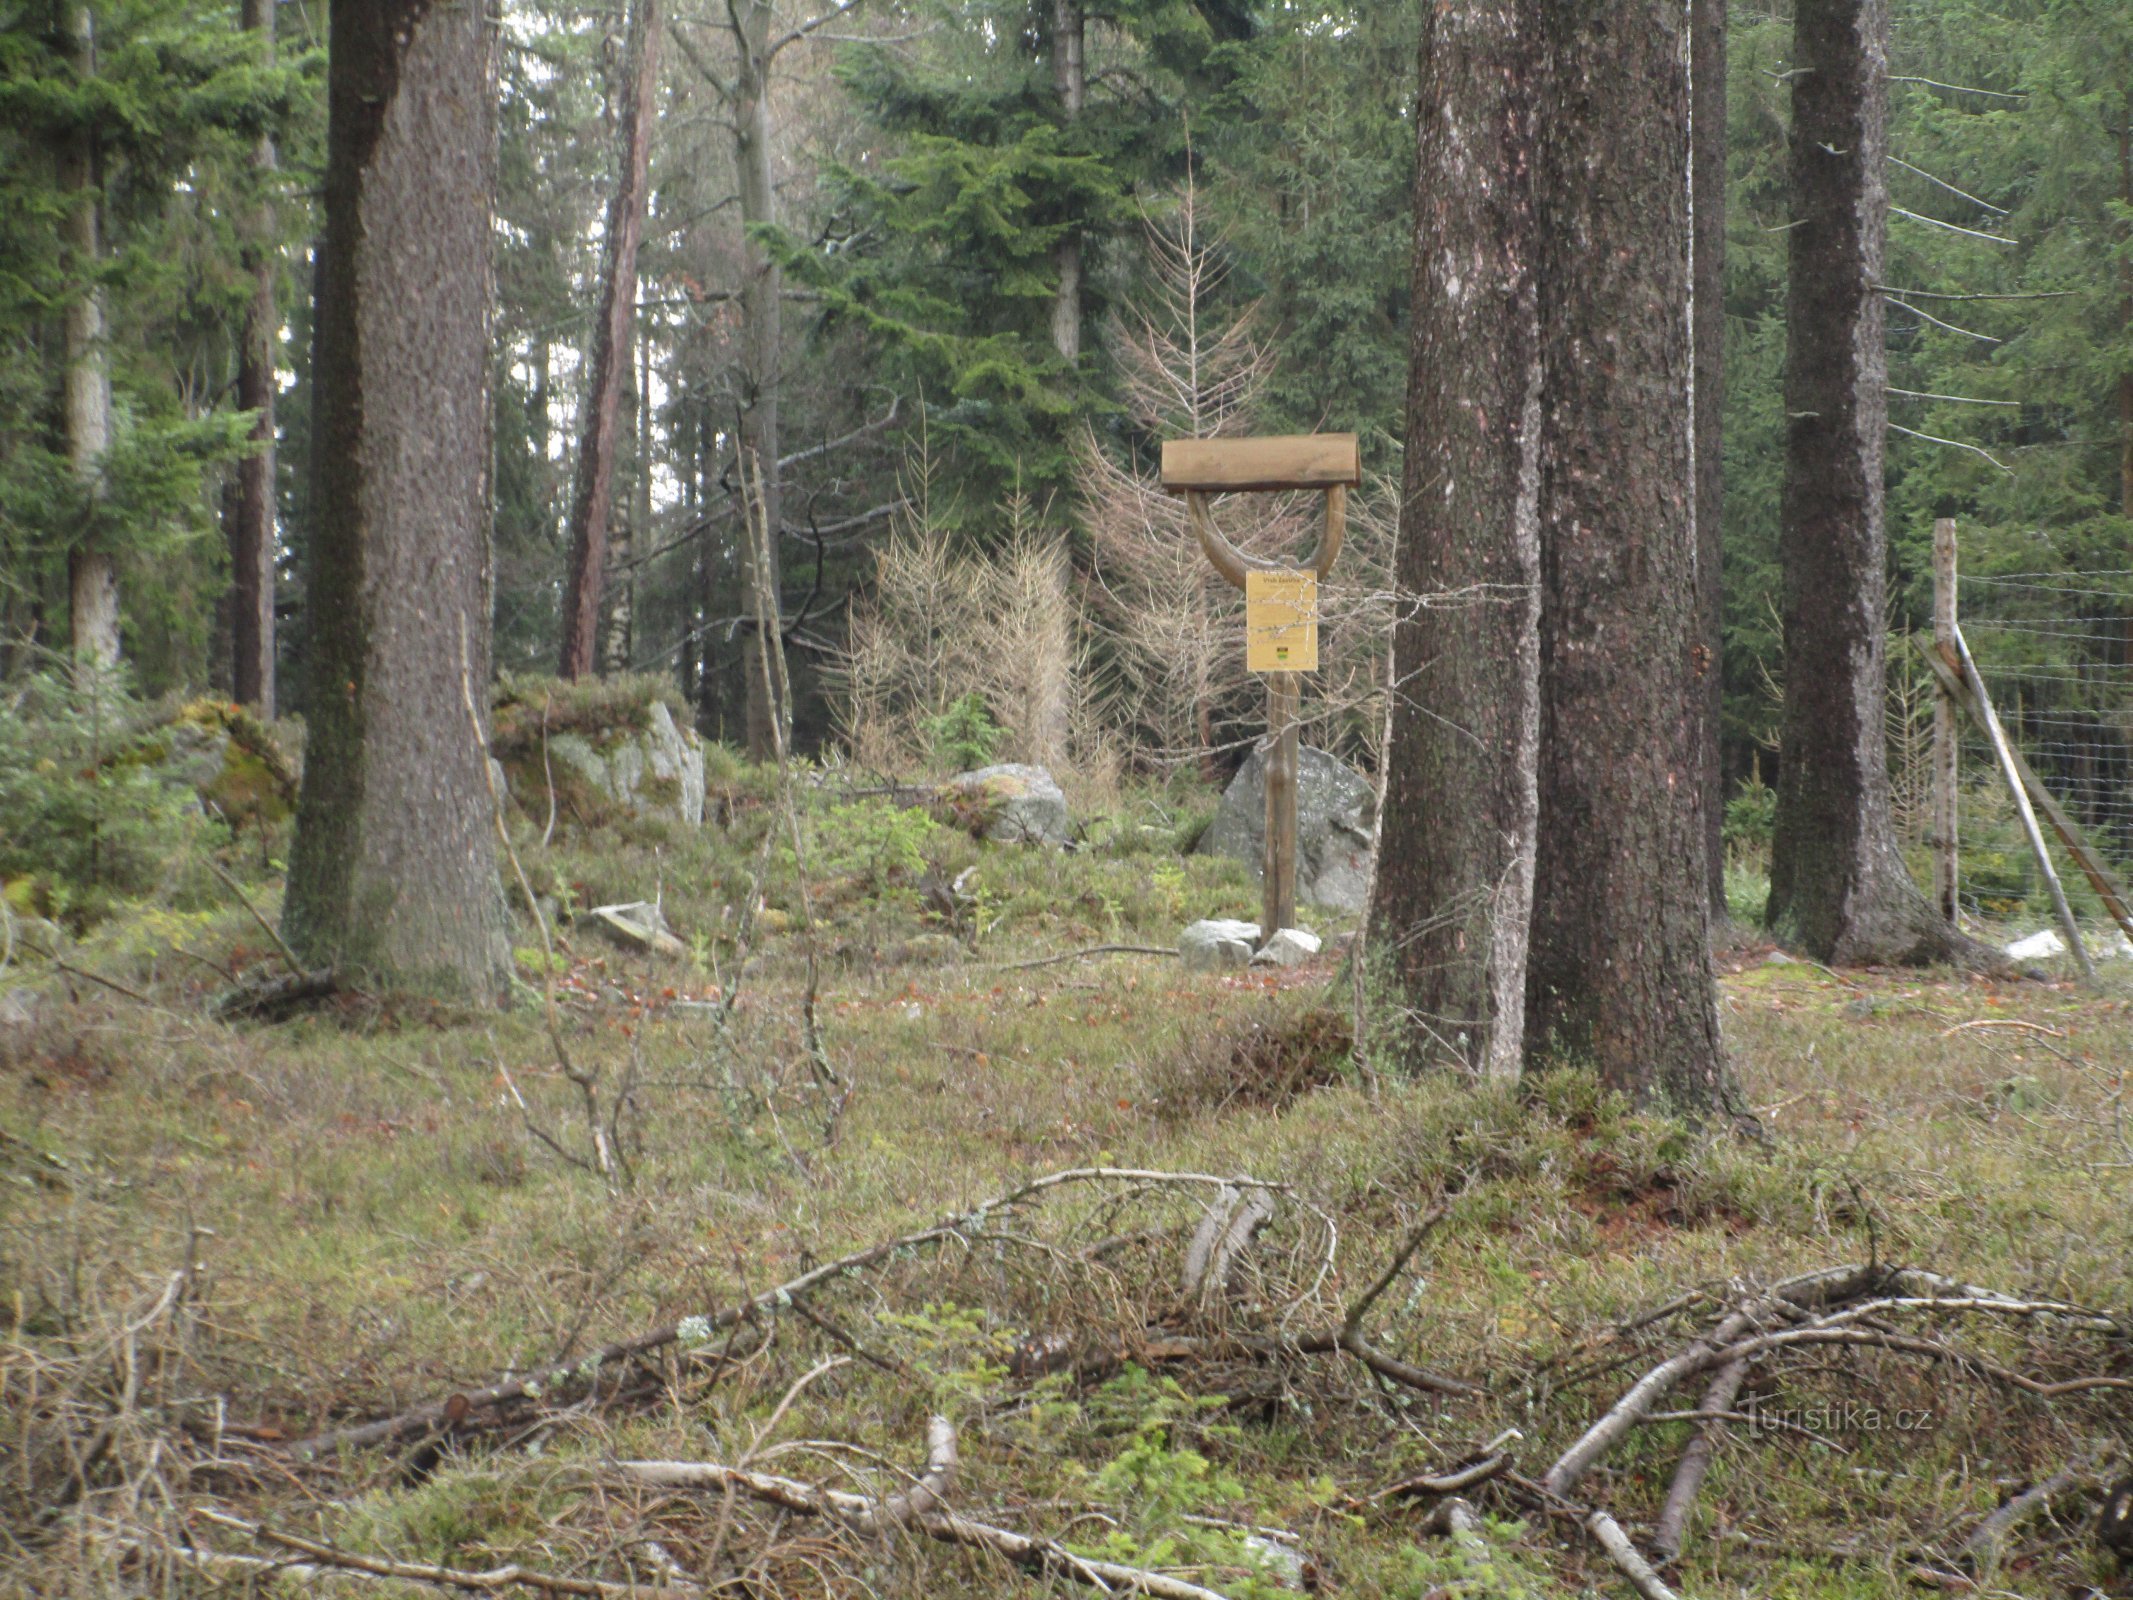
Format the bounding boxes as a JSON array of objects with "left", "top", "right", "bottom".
[{"left": 2, "top": 760, "right": 2130, "bottom": 1597}]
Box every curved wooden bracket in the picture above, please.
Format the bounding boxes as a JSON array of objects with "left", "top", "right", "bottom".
[{"left": 1187, "top": 484, "right": 1347, "bottom": 591}]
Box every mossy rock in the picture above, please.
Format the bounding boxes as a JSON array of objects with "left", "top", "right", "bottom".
[
  {"left": 490, "top": 677, "right": 704, "bottom": 828},
  {"left": 120, "top": 700, "right": 297, "bottom": 834}
]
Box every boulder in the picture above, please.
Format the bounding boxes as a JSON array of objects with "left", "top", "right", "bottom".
[
  {"left": 1250, "top": 927, "right": 1322, "bottom": 968},
  {"left": 1197, "top": 746, "right": 1376, "bottom": 912},
  {"left": 1181, "top": 918, "right": 1260, "bottom": 971},
  {"left": 940, "top": 764, "right": 1070, "bottom": 847},
  {"left": 126, "top": 700, "right": 297, "bottom": 834},
  {"left": 501, "top": 691, "right": 705, "bottom": 827}
]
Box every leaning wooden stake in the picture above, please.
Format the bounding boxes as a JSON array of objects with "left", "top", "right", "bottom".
[
  {"left": 1931, "top": 518, "right": 1960, "bottom": 925},
  {"left": 1923, "top": 632, "right": 2094, "bottom": 979},
  {"left": 1920, "top": 637, "right": 2133, "bottom": 951}
]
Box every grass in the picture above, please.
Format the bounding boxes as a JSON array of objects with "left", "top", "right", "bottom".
[{"left": 3, "top": 763, "right": 2131, "bottom": 1598}]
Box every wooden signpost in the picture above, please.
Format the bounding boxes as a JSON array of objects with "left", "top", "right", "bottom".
[{"left": 1161, "top": 433, "right": 1360, "bottom": 944}]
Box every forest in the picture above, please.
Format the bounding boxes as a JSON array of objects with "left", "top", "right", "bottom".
[{"left": 3, "top": 0, "right": 2133, "bottom": 1596}]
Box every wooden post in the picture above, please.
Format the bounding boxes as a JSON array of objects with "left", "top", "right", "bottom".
[
  {"left": 1264, "top": 671, "right": 1299, "bottom": 938},
  {"left": 1931, "top": 518, "right": 1959, "bottom": 924},
  {"left": 1164, "top": 436, "right": 1358, "bottom": 950}
]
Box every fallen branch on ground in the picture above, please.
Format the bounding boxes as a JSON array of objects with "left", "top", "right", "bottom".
[
  {"left": 980, "top": 943, "right": 1180, "bottom": 972},
  {"left": 283, "top": 1165, "right": 1294, "bottom": 1456},
  {"left": 1958, "top": 1466, "right": 2084, "bottom": 1564},
  {"left": 157, "top": 1508, "right": 700, "bottom": 1596},
  {"left": 616, "top": 1415, "right": 1238, "bottom": 1600},
  {"left": 1546, "top": 1261, "right": 2128, "bottom": 1579}
]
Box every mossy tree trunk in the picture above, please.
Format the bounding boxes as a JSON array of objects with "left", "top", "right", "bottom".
[
  {"left": 282, "top": 0, "right": 509, "bottom": 1000},
  {"left": 1765, "top": 0, "right": 1968, "bottom": 967}
]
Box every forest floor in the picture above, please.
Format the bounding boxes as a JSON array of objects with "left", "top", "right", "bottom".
[{"left": 3, "top": 769, "right": 2131, "bottom": 1599}]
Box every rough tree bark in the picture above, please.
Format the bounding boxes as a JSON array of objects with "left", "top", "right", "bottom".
[
  {"left": 1050, "top": 0, "right": 1085, "bottom": 364},
  {"left": 59, "top": 0, "right": 117, "bottom": 670},
  {"left": 281, "top": 0, "right": 510, "bottom": 1000},
  {"left": 229, "top": 0, "right": 278, "bottom": 714},
  {"left": 558, "top": 0, "right": 662, "bottom": 680},
  {"left": 1371, "top": 0, "right": 1544, "bottom": 1082},
  {"left": 726, "top": 2, "right": 787, "bottom": 756},
  {"left": 1523, "top": 0, "right": 1728, "bottom": 1110},
  {"left": 603, "top": 326, "right": 651, "bottom": 675},
  {"left": 1764, "top": 0, "right": 1969, "bottom": 966},
  {"left": 1693, "top": 0, "right": 1726, "bottom": 916}
]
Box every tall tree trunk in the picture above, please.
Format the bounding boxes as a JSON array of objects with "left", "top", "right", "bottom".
[
  {"left": 559, "top": 0, "right": 662, "bottom": 680},
  {"left": 59, "top": 0, "right": 117, "bottom": 671},
  {"left": 1049, "top": 0, "right": 1085, "bottom": 364},
  {"left": 282, "top": 0, "right": 509, "bottom": 1000},
  {"left": 1372, "top": 0, "right": 1544, "bottom": 1082},
  {"left": 1524, "top": 0, "right": 1727, "bottom": 1110},
  {"left": 733, "top": 0, "right": 784, "bottom": 757},
  {"left": 229, "top": 0, "right": 279, "bottom": 714},
  {"left": 603, "top": 325, "right": 650, "bottom": 675},
  {"left": 1765, "top": 0, "right": 1968, "bottom": 967},
  {"left": 1693, "top": 0, "right": 1727, "bottom": 916}
]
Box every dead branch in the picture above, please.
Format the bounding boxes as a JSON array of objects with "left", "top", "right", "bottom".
[
  {"left": 1341, "top": 1203, "right": 1451, "bottom": 1342},
  {"left": 171, "top": 1508, "right": 699, "bottom": 1596},
  {"left": 1651, "top": 1354, "right": 1749, "bottom": 1563},
  {"left": 203, "top": 858, "right": 305, "bottom": 980},
  {"left": 980, "top": 943, "right": 1180, "bottom": 972},
  {"left": 284, "top": 1166, "right": 1287, "bottom": 1456},
  {"left": 617, "top": 1417, "right": 1237, "bottom": 1600},
  {"left": 1959, "top": 1467, "right": 2083, "bottom": 1564},
  {"left": 1378, "top": 1453, "right": 1511, "bottom": 1503},
  {"left": 1543, "top": 1264, "right": 1884, "bottom": 1497},
  {"left": 1586, "top": 1509, "right": 1681, "bottom": 1600}
]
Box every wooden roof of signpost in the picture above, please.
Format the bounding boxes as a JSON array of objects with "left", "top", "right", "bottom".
[{"left": 1159, "top": 434, "right": 1361, "bottom": 494}]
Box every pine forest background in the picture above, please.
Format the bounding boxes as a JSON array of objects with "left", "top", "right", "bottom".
[{"left": 5, "top": 0, "right": 2131, "bottom": 879}]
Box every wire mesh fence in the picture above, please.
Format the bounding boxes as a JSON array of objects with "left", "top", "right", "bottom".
[{"left": 1946, "top": 567, "right": 2133, "bottom": 930}]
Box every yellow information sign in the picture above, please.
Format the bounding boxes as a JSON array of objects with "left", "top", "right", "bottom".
[{"left": 1245, "top": 569, "right": 1319, "bottom": 673}]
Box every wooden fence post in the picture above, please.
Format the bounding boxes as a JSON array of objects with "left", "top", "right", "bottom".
[
  {"left": 1932, "top": 518, "right": 1959, "bottom": 925},
  {"left": 1264, "top": 670, "right": 1299, "bottom": 940}
]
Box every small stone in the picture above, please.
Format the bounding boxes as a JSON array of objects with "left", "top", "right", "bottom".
[
  {"left": 1181, "top": 918, "right": 1261, "bottom": 971},
  {"left": 2004, "top": 928, "right": 2066, "bottom": 962},
  {"left": 1250, "top": 927, "right": 1323, "bottom": 968}
]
